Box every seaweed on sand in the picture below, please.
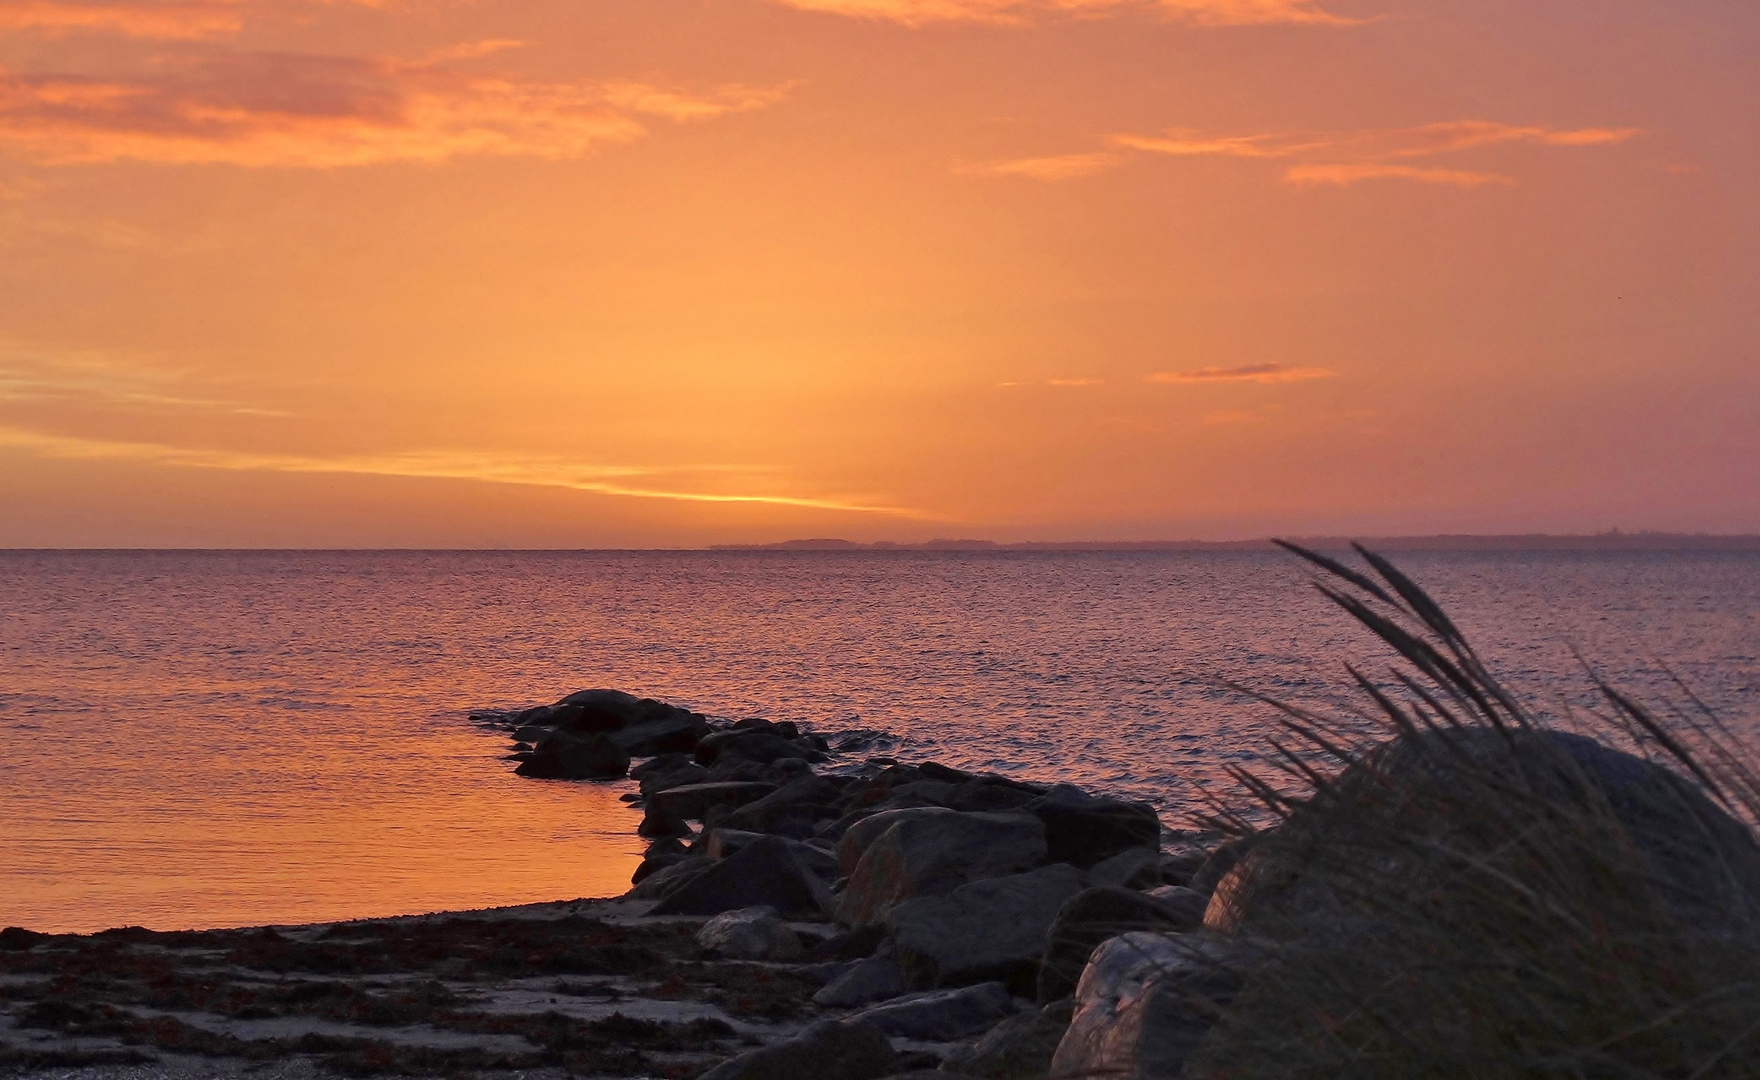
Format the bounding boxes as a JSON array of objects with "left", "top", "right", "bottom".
[{"left": 1187, "top": 543, "right": 1760, "bottom": 1080}]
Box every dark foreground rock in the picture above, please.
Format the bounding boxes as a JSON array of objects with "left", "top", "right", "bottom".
[
  {"left": 942, "top": 996, "right": 1075, "bottom": 1080},
  {"left": 887, "top": 864, "right": 1087, "bottom": 994},
  {"left": 1049, "top": 932, "right": 1236, "bottom": 1080},
  {"left": 846, "top": 981, "right": 1017, "bottom": 1041},
  {"left": 839, "top": 812, "right": 1049, "bottom": 927},
  {"left": 514, "top": 730, "right": 631, "bottom": 780},
  {"left": 1037, "top": 885, "right": 1204, "bottom": 1002}
]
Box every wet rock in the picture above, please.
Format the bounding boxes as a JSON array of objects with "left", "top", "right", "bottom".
[
  {"left": 514, "top": 730, "right": 631, "bottom": 780},
  {"left": 887, "top": 863, "right": 1086, "bottom": 994},
  {"left": 1025, "top": 786, "right": 1161, "bottom": 870},
  {"left": 696, "top": 906, "right": 806, "bottom": 961},
  {"left": 631, "top": 850, "right": 693, "bottom": 885},
  {"left": 813, "top": 941, "right": 908, "bottom": 1007},
  {"left": 1036, "top": 886, "right": 1203, "bottom": 1003},
  {"left": 839, "top": 811, "right": 1047, "bottom": 926},
  {"left": 847, "top": 981, "right": 1017, "bottom": 1041},
  {"left": 698, "top": 1017, "right": 899, "bottom": 1080},
  {"left": 697, "top": 729, "right": 821, "bottom": 767},
  {"left": 1048, "top": 932, "right": 1235, "bottom": 1080},
  {"left": 652, "top": 835, "right": 833, "bottom": 917},
  {"left": 942, "top": 996, "right": 1074, "bottom": 1080},
  {"left": 945, "top": 779, "right": 1041, "bottom": 813},
  {"left": 645, "top": 781, "right": 778, "bottom": 827}
]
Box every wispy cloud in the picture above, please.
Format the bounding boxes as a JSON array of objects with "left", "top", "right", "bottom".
[
  {"left": 0, "top": 52, "right": 793, "bottom": 167},
  {"left": 1148, "top": 363, "right": 1334, "bottom": 384},
  {"left": 0, "top": 425, "right": 922, "bottom": 515},
  {"left": 1282, "top": 162, "right": 1511, "bottom": 187},
  {"left": 0, "top": 347, "right": 286, "bottom": 413},
  {"left": 767, "top": 0, "right": 1361, "bottom": 29},
  {"left": 976, "top": 119, "right": 1638, "bottom": 185},
  {"left": 0, "top": 0, "right": 245, "bottom": 40},
  {"left": 959, "top": 151, "right": 1122, "bottom": 180}
]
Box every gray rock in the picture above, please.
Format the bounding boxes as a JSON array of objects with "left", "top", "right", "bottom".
[
  {"left": 813, "top": 942, "right": 908, "bottom": 1007},
  {"left": 887, "top": 863, "right": 1086, "bottom": 994},
  {"left": 696, "top": 906, "right": 805, "bottom": 961},
  {"left": 1085, "top": 848, "right": 1165, "bottom": 891},
  {"left": 1143, "top": 886, "right": 1207, "bottom": 924},
  {"left": 626, "top": 855, "right": 709, "bottom": 901},
  {"left": 513, "top": 730, "right": 630, "bottom": 780},
  {"left": 697, "top": 729, "right": 821, "bottom": 766},
  {"left": 698, "top": 1017, "right": 899, "bottom": 1080},
  {"left": 835, "top": 808, "right": 960, "bottom": 875},
  {"left": 847, "top": 981, "right": 1017, "bottom": 1041},
  {"left": 720, "top": 775, "right": 841, "bottom": 839},
  {"left": 1025, "top": 786, "right": 1161, "bottom": 870},
  {"left": 1036, "top": 886, "right": 1203, "bottom": 1003},
  {"left": 1049, "top": 932, "right": 1234, "bottom": 1080},
  {"left": 631, "top": 850, "right": 692, "bottom": 885},
  {"left": 839, "top": 812, "right": 1047, "bottom": 926},
  {"left": 644, "top": 781, "right": 778, "bottom": 826},
  {"left": 942, "top": 996, "right": 1074, "bottom": 1080},
  {"left": 652, "top": 834, "right": 833, "bottom": 916},
  {"left": 609, "top": 712, "right": 712, "bottom": 756},
  {"left": 701, "top": 828, "right": 838, "bottom": 880}
]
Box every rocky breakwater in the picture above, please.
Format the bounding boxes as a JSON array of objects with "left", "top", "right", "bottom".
[{"left": 471, "top": 687, "right": 1226, "bottom": 1080}]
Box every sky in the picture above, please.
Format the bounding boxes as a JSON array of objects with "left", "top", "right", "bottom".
[{"left": 0, "top": 0, "right": 1756, "bottom": 546}]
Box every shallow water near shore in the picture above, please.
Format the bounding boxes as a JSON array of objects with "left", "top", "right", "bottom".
[{"left": 2, "top": 549, "right": 1756, "bottom": 934}]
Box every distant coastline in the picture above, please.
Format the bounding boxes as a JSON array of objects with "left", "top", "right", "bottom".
[{"left": 710, "top": 532, "right": 1760, "bottom": 553}]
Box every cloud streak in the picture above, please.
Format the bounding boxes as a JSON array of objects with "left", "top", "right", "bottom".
[
  {"left": 0, "top": 425, "right": 921, "bottom": 515},
  {"left": 0, "top": 52, "right": 792, "bottom": 167},
  {"left": 0, "top": 0, "right": 244, "bottom": 39},
  {"left": 976, "top": 119, "right": 1639, "bottom": 186},
  {"left": 1149, "top": 363, "right": 1334, "bottom": 384},
  {"left": 767, "top": 0, "right": 1361, "bottom": 28}
]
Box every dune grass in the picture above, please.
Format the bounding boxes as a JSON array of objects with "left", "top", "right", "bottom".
[{"left": 1184, "top": 543, "right": 1760, "bottom": 1080}]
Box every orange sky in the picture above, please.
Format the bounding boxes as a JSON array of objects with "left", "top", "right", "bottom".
[{"left": 1, "top": 0, "right": 1755, "bottom": 546}]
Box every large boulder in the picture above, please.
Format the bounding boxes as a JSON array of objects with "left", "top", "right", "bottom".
[
  {"left": 698, "top": 1018, "right": 899, "bottom": 1080},
  {"left": 941, "top": 996, "right": 1075, "bottom": 1080},
  {"left": 1049, "top": 932, "right": 1235, "bottom": 1080},
  {"left": 847, "top": 981, "right": 1018, "bottom": 1041},
  {"left": 835, "top": 807, "right": 957, "bottom": 877},
  {"left": 513, "top": 730, "right": 630, "bottom": 780},
  {"left": 1204, "top": 728, "right": 1760, "bottom": 939},
  {"left": 886, "top": 863, "right": 1086, "bottom": 994},
  {"left": 701, "top": 828, "right": 837, "bottom": 880},
  {"left": 839, "top": 812, "right": 1047, "bottom": 926},
  {"left": 696, "top": 906, "right": 805, "bottom": 961},
  {"left": 652, "top": 835, "right": 832, "bottom": 917},
  {"left": 1037, "top": 886, "right": 1204, "bottom": 1003},
  {"left": 1025, "top": 786, "right": 1161, "bottom": 870},
  {"left": 697, "top": 729, "right": 822, "bottom": 766}
]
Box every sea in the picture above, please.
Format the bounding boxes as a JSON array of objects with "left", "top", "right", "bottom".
[{"left": 2, "top": 549, "right": 1756, "bottom": 934}]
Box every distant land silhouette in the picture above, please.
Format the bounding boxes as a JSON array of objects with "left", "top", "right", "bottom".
[{"left": 711, "top": 532, "right": 1760, "bottom": 553}]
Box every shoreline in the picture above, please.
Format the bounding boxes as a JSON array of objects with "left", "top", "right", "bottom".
[{"left": 2, "top": 690, "right": 1216, "bottom": 1080}]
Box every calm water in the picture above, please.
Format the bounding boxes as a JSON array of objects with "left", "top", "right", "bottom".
[{"left": 2, "top": 550, "right": 1756, "bottom": 934}]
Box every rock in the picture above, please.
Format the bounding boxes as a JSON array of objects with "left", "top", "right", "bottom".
[
  {"left": 942, "top": 996, "right": 1074, "bottom": 1080},
  {"left": 513, "top": 730, "right": 631, "bottom": 780},
  {"left": 1205, "top": 727, "right": 1760, "bottom": 938},
  {"left": 609, "top": 712, "right": 712, "bottom": 756},
  {"left": 847, "top": 981, "right": 1017, "bottom": 1041},
  {"left": 945, "top": 779, "right": 1041, "bottom": 813},
  {"left": 1036, "top": 886, "right": 1203, "bottom": 1003},
  {"left": 696, "top": 906, "right": 805, "bottom": 961},
  {"left": 887, "top": 864, "right": 1087, "bottom": 994},
  {"left": 1048, "top": 932, "right": 1235, "bottom": 1080},
  {"left": 644, "top": 781, "right": 778, "bottom": 826},
  {"left": 1025, "top": 786, "right": 1161, "bottom": 870},
  {"left": 720, "top": 775, "right": 841, "bottom": 839},
  {"left": 626, "top": 855, "right": 709, "bottom": 900},
  {"left": 1186, "top": 839, "right": 1248, "bottom": 896},
  {"left": 652, "top": 835, "right": 833, "bottom": 916},
  {"left": 700, "top": 828, "right": 838, "bottom": 880},
  {"left": 809, "top": 922, "right": 890, "bottom": 962},
  {"left": 631, "top": 850, "right": 692, "bottom": 885},
  {"left": 698, "top": 1017, "right": 899, "bottom": 1080},
  {"left": 813, "top": 942, "right": 908, "bottom": 1007},
  {"left": 1142, "top": 886, "right": 1207, "bottom": 925},
  {"left": 839, "top": 812, "right": 1047, "bottom": 926},
  {"left": 1085, "top": 848, "right": 1166, "bottom": 891},
  {"left": 631, "top": 751, "right": 694, "bottom": 781},
  {"left": 703, "top": 730, "right": 824, "bottom": 767}
]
